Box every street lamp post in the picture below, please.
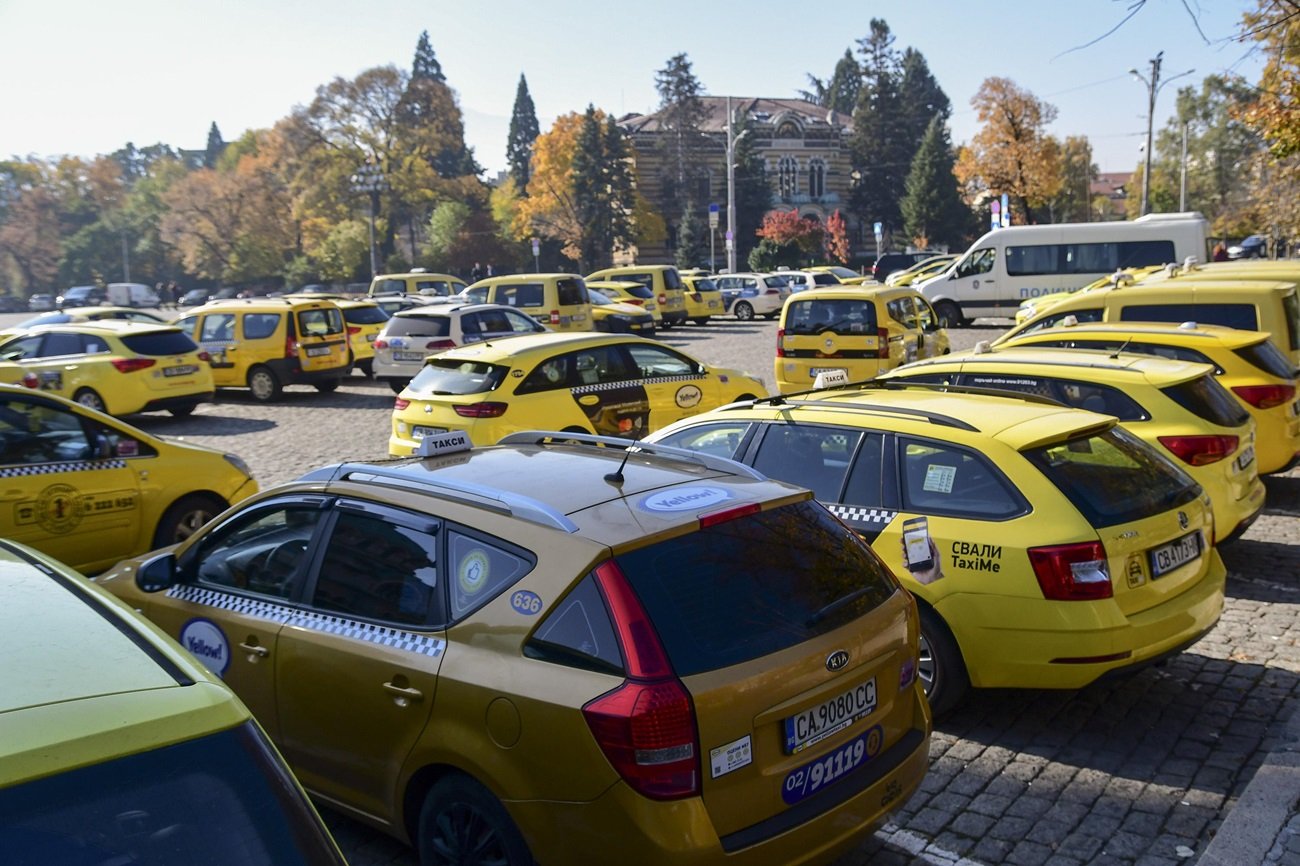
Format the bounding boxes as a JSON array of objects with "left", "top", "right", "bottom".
[
  {"left": 1129, "top": 53, "right": 1193, "bottom": 216},
  {"left": 725, "top": 96, "right": 748, "bottom": 274},
  {"left": 350, "top": 161, "right": 386, "bottom": 279}
]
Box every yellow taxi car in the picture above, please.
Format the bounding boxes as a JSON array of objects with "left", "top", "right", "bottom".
[
  {"left": 996, "top": 320, "right": 1300, "bottom": 474},
  {"left": 0, "top": 305, "right": 170, "bottom": 338},
  {"left": 389, "top": 332, "right": 766, "bottom": 451},
  {"left": 585, "top": 278, "right": 663, "bottom": 326},
  {"left": 368, "top": 269, "right": 468, "bottom": 298},
  {"left": 682, "top": 273, "right": 725, "bottom": 323},
  {"left": 1, "top": 539, "right": 346, "bottom": 864},
  {"left": 775, "top": 285, "right": 949, "bottom": 394},
  {"left": 283, "top": 293, "right": 391, "bottom": 377},
  {"left": 175, "top": 297, "right": 350, "bottom": 401},
  {"left": 0, "top": 320, "right": 214, "bottom": 417},
  {"left": 882, "top": 346, "right": 1264, "bottom": 541},
  {"left": 587, "top": 287, "right": 658, "bottom": 335},
  {"left": 95, "top": 432, "right": 931, "bottom": 865},
  {"left": 0, "top": 384, "right": 256, "bottom": 573},
  {"left": 646, "top": 381, "right": 1227, "bottom": 716},
  {"left": 586, "top": 265, "right": 689, "bottom": 329},
  {"left": 808, "top": 265, "right": 872, "bottom": 285},
  {"left": 884, "top": 255, "right": 958, "bottom": 288},
  {"left": 1013, "top": 266, "right": 1168, "bottom": 325}
]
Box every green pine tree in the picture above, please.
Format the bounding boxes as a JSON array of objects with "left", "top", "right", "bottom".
[
  {"left": 731, "top": 111, "right": 772, "bottom": 266},
  {"left": 848, "top": 19, "right": 911, "bottom": 238},
  {"left": 654, "top": 53, "right": 708, "bottom": 219},
  {"left": 507, "top": 74, "right": 540, "bottom": 192},
  {"left": 900, "top": 116, "right": 970, "bottom": 250},
  {"left": 800, "top": 49, "right": 861, "bottom": 116},
  {"left": 411, "top": 30, "right": 445, "bottom": 83},
  {"left": 675, "top": 204, "right": 707, "bottom": 270},
  {"left": 204, "top": 122, "right": 225, "bottom": 170}
]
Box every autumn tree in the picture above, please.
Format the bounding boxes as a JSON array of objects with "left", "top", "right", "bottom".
[
  {"left": 0, "top": 162, "right": 61, "bottom": 291},
  {"left": 954, "top": 77, "right": 1063, "bottom": 223},
  {"left": 1049, "top": 136, "right": 1097, "bottom": 223},
  {"left": 756, "top": 209, "right": 824, "bottom": 257},
  {"left": 901, "top": 117, "right": 970, "bottom": 249},
  {"left": 507, "top": 74, "right": 541, "bottom": 192},
  {"left": 824, "top": 209, "right": 851, "bottom": 264}
]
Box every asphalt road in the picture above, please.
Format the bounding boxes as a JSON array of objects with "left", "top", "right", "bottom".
[{"left": 10, "top": 309, "right": 1298, "bottom": 865}]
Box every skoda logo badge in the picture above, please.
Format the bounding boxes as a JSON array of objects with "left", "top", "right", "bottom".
[
  {"left": 824, "top": 338, "right": 834, "bottom": 349},
  {"left": 826, "top": 650, "right": 850, "bottom": 672},
  {"left": 1178, "top": 511, "right": 1189, "bottom": 530}
]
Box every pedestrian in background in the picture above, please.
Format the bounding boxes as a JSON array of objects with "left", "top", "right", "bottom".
[
  {"left": 470, "top": 262, "right": 484, "bottom": 282},
  {"left": 1213, "top": 243, "right": 1229, "bottom": 262}
]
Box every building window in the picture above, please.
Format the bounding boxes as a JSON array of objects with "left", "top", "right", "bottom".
[
  {"left": 778, "top": 157, "right": 798, "bottom": 198},
  {"left": 808, "top": 159, "right": 825, "bottom": 199}
]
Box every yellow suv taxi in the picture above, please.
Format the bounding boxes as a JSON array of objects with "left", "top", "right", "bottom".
[
  {"left": 96, "top": 432, "right": 931, "bottom": 865},
  {"left": 0, "top": 384, "right": 257, "bottom": 573},
  {"left": 0, "top": 539, "right": 345, "bottom": 863},
  {"left": 389, "top": 332, "right": 765, "bottom": 450},
  {"left": 682, "top": 273, "right": 725, "bottom": 323},
  {"left": 996, "top": 320, "right": 1300, "bottom": 474},
  {"left": 884, "top": 346, "right": 1264, "bottom": 541},
  {"left": 775, "top": 286, "right": 949, "bottom": 393},
  {"left": 175, "top": 298, "right": 350, "bottom": 401},
  {"left": 646, "top": 382, "right": 1227, "bottom": 716}
]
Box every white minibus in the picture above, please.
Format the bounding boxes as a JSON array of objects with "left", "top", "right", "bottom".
[{"left": 918, "top": 212, "right": 1209, "bottom": 325}]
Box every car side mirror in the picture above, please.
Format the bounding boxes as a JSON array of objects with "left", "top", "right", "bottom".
[{"left": 136, "top": 551, "right": 179, "bottom": 593}]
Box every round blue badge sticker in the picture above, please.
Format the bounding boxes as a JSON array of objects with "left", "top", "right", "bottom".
[
  {"left": 639, "top": 486, "right": 733, "bottom": 513},
  {"left": 179, "top": 617, "right": 231, "bottom": 676}
]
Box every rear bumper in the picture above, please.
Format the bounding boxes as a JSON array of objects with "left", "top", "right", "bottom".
[
  {"left": 266, "top": 358, "right": 348, "bottom": 386},
  {"left": 138, "top": 391, "right": 214, "bottom": 414}
]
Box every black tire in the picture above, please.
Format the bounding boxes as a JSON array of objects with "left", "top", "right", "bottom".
[
  {"left": 73, "top": 388, "right": 107, "bottom": 413},
  {"left": 661, "top": 319, "right": 674, "bottom": 331},
  {"left": 693, "top": 317, "right": 710, "bottom": 325},
  {"left": 417, "top": 775, "right": 533, "bottom": 866},
  {"left": 358, "top": 359, "right": 374, "bottom": 379},
  {"left": 314, "top": 379, "right": 340, "bottom": 393},
  {"left": 734, "top": 301, "right": 755, "bottom": 321},
  {"left": 918, "top": 606, "right": 969, "bottom": 718},
  {"left": 169, "top": 404, "right": 197, "bottom": 418},
  {"left": 153, "top": 493, "right": 227, "bottom": 548},
  {"left": 934, "top": 301, "right": 964, "bottom": 329},
  {"left": 247, "top": 366, "right": 282, "bottom": 402},
  {"left": 764, "top": 311, "right": 779, "bottom": 320}
]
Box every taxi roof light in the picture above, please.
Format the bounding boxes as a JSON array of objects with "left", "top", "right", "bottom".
[
  {"left": 1157, "top": 434, "right": 1237, "bottom": 466},
  {"left": 1028, "top": 541, "right": 1112, "bottom": 601}
]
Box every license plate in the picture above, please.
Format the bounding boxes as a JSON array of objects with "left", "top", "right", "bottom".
[
  {"left": 366, "top": 333, "right": 376, "bottom": 342},
  {"left": 1149, "top": 530, "right": 1202, "bottom": 578},
  {"left": 164, "top": 364, "right": 199, "bottom": 377},
  {"left": 394, "top": 351, "right": 426, "bottom": 361},
  {"left": 781, "top": 726, "right": 883, "bottom": 805},
  {"left": 783, "top": 678, "right": 876, "bottom": 754},
  {"left": 1236, "top": 445, "right": 1256, "bottom": 472},
  {"left": 412, "top": 425, "right": 448, "bottom": 438},
  {"left": 305, "top": 346, "right": 330, "bottom": 357}
]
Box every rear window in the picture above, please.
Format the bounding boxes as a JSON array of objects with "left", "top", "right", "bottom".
[
  {"left": 1285, "top": 292, "right": 1300, "bottom": 351},
  {"left": 1234, "top": 339, "right": 1296, "bottom": 378},
  {"left": 343, "top": 305, "right": 389, "bottom": 325},
  {"left": 812, "top": 273, "right": 840, "bottom": 286},
  {"left": 1022, "top": 426, "right": 1201, "bottom": 528},
  {"left": 372, "top": 279, "right": 407, "bottom": 294},
  {"left": 296, "top": 307, "right": 344, "bottom": 337},
  {"left": 386, "top": 314, "right": 451, "bottom": 338},
  {"left": 664, "top": 268, "right": 683, "bottom": 290},
  {"left": 556, "top": 279, "right": 586, "bottom": 306},
  {"left": 1161, "top": 374, "right": 1251, "bottom": 428},
  {"left": 614, "top": 500, "right": 899, "bottom": 676},
  {"left": 495, "top": 283, "right": 545, "bottom": 308},
  {"left": 786, "top": 299, "right": 879, "bottom": 335},
  {"left": 693, "top": 278, "right": 719, "bottom": 292},
  {"left": 408, "top": 358, "right": 508, "bottom": 395},
  {"left": 1120, "top": 303, "right": 1259, "bottom": 331},
  {"left": 119, "top": 330, "right": 200, "bottom": 356},
  {"left": 617, "top": 284, "right": 654, "bottom": 300}
]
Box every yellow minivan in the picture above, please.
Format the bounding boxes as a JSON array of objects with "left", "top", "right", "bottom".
[
  {"left": 368, "top": 269, "right": 467, "bottom": 298},
  {"left": 586, "top": 265, "right": 689, "bottom": 329},
  {"left": 775, "top": 286, "right": 949, "bottom": 394},
  {"left": 175, "top": 298, "right": 351, "bottom": 401},
  {"left": 461, "top": 273, "right": 594, "bottom": 332}
]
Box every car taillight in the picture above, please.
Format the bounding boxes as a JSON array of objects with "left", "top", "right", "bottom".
[
  {"left": 110, "top": 358, "right": 157, "bottom": 373},
  {"left": 877, "top": 327, "right": 890, "bottom": 360},
  {"left": 453, "top": 401, "right": 507, "bottom": 418},
  {"left": 197, "top": 350, "right": 211, "bottom": 362},
  {"left": 1028, "top": 542, "right": 1111, "bottom": 600},
  {"left": 20, "top": 372, "right": 39, "bottom": 389},
  {"left": 776, "top": 327, "right": 785, "bottom": 358},
  {"left": 764, "top": 287, "right": 779, "bottom": 295},
  {"left": 585, "top": 561, "right": 699, "bottom": 800},
  {"left": 285, "top": 337, "right": 300, "bottom": 358},
  {"left": 1232, "top": 383, "right": 1296, "bottom": 409},
  {"left": 626, "top": 299, "right": 645, "bottom": 306},
  {"left": 1157, "top": 434, "right": 1238, "bottom": 466},
  {"left": 658, "top": 293, "right": 667, "bottom": 305},
  {"left": 394, "top": 397, "right": 410, "bottom": 409},
  {"left": 699, "top": 502, "right": 760, "bottom": 528},
  {"left": 426, "top": 339, "right": 456, "bottom": 350},
  {"left": 550, "top": 310, "right": 560, "bottom": 324},
  {"left": 374, "top": 339, "right": 390, "bottom": 349}
]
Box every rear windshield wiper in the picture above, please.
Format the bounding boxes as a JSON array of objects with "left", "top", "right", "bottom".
[{"left": 805, "top": 586, "right": 874, "bottom": 628}]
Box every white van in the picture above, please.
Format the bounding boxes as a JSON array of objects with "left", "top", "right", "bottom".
[
  {"left": 919, "top": 212, "right": 1209, "bottom": 326},
  {"left": 105, "top": 282, "right": 161, "bottom": 308}
]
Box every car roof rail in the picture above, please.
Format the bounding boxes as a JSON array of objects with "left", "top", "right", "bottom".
[
  {"left": 497, "top": 430, "right": 768, "bottom": 481},
  {"left": 772, "top": 398, "right": 980, "bottom": 431},
  {"left": 298, "top": 462, "right": 581, "bottom": 533}
]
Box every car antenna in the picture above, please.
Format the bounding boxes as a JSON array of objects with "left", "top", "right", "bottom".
[
  {"left": 604, "top": 445, "right": 634, "bottom": 485},
  {"left": 1109, "top": 337, "right": 1133, "bottom": 360}
]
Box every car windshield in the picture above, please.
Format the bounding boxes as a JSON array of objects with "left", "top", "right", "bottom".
[
  {"left": 0, "top": 722, "right": 343, "bottom": 866},
  {"left": 1022, "top": 426, "right": 1201, "bottom": 528},
  {"left": 408, "top": 358, "right": 509, "bottom": 395},
  {"left": 615, "top": 500, "right": 899, "bottom": 676}
]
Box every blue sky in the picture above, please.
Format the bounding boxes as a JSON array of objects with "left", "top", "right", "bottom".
[{"left": 0, "top": 0, "right": 1263, "bottom": 177}]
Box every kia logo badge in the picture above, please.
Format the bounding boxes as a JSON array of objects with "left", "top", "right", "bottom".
[
  {"left": 1178, "top": 511, "right": 1189, "bottom": 530},
  {"left": 826, "top": 650, "right": 850, "bottom": 672}
]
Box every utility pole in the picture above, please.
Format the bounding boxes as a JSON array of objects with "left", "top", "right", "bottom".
[
  {"left": 350, "top": 161, "right": 386, "bottom": 279},
  {"left": 1179, "top": 120, "right": 1189, "bottom": 212},
  {"left": 1129, "top": 53, "right": 1194, "bottom": 217},
  {"left": 725, "top": 97, "right": 748, "bottom": 274}
]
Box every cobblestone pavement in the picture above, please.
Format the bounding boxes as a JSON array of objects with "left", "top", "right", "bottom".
[{"left": 105, "top": 317, "right": 1300, "bottom": 866}]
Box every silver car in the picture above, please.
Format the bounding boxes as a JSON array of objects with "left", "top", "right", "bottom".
[{"left": 372, "top": 301, "right": 548, "bottom": 392}]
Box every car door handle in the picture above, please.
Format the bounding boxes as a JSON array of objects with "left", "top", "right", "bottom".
[
  {"left": 383, "top": 681, "right": 424, "bottom": 706},
  {"left": 238, "top": 640, "right": 270, "bottom": 658}
]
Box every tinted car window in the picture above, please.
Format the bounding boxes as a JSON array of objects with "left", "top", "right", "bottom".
[
  {"left": 785, "top": 298, "right": 878, "bottom": 335},
  {"left": 386, "top": 314, "right": 451, "bottom": 338},
  {"left": 958, "top": 372, "right": 1147, "bottom": 420},
  {"left": 752, "top": 426, "right": 862, "bottom": 501},
  {"left": 1027, "top": 338, "right": 1220, "bottom": 372},
  {"left": 899, "top": 438, "right": 1027, "bottom": 519},
  {"left": 1120, "top": 303, "right": 1259, "bottom": 331},
  {"left": 1022, "top": 308, "right": 1104, "bottom": 332},
  {"left": 1234, "top": 339, "right": 1296, "bottom": 378},
  {"left": 408, "top": 358, "right": 509, "bottom": 395},
  {"left": 194, "top": 505, "right": 324, "bottom": 600},
  {"left": 664, "top": 268, "right": 683, "bottom": 290},
  {"left": 120, "top": 330, "right": 201, "bottom": 356},
  {"left": 343, "top": 305, "right": 389, "bottom": 325},
  {"left": 1161, "top": 374, "right": 1251, "bottom": 428},
  {"left": 1284, "top": 292, "right": 1300, "bottom": 351},
  {"left": 313, "top": 509, "right": 441, "bottom": 625},
  {"left": 448, "top": 528, "right": 535, "bottom": 619},
  {"left": 297, "top": 307, "right": 344, "bottom": 337},
  {"left": 243, "top": 313, "right": 280, "bottom": 340},
  {"left": 651, "top": 421, "right": 752, "bottom": 459},
  {"left": 374, "top": 279, "right": 407, "bottom": 294},
  {"left": 524, "top": 573, "right": 623, "bottom": 675},
  {"left": 1024, "top": 426, "right": 1200, "bottom": 528},
  {"left": 0, "top": 398, "right": 93, "bottom": 464},
  {"left": 615, "top": 501, "right": 899, "bottom": 676},
  {"left": 556, "top": 279, "right": 587, "bottom": 306},
  {"left": 496, "top": 283, "right": 545, "bottom": 308},
  {"left": 41, "top": 333, "right": 84, "bottom": 356}
]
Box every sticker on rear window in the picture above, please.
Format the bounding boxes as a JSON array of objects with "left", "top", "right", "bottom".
[
  {"left": 710, "top": 735, "right": 753, "bottom": 779},
  {"left": 639, "top": 486, "right": 732, "bottom": 513},
  {"left": 923, "top": 464, "right": 955, "bottom": 493},
  {"left": 457, "top": 550, "right": 491, "bottom": 595}
]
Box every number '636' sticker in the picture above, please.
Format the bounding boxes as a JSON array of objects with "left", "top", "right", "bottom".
[{"left": 510, "top": 590, "right": 542, "bottom": 615}]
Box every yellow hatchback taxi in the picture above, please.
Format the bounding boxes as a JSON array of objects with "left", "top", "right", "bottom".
[
  {"left": 775, "top": 286, "right": 949, "bottom": 394},
  {"left": 586, "top": 279, "right": 663, "bottom": 326},
  {"left": 587, "top": 264, "right": 689, "bottom": 329},
  {"left": 0, "top": 384, "right": 257, "bottom": 574},
  {"left": 0, "top": 320, "right": 214, "bottom": 417},
  {"left": 96, "top": 432, "right": 930, "bottom": 865},
  {"left": 646, "top": 382, "right": 1227, "bottom": 716},
  {"left": 175, "top": 297, "right": 350, "bottom": 401},
  {"left": 682, "top": 273, "right": 725, "bottom": 323},
  {"left": 0, "top": 540, "right": 347, "bottom": 865},
  {"left": 997, "top": 320, "right": 1300, "bottom": 474},
  {"left": 884, "top": 346, "right": 1264, "bottom": 541},
  {"left": 390, "top": 332, "right": 766, "bottom": 450}
]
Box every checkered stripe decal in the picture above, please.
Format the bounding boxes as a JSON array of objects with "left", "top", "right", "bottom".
[
  {"left": 569, "top": 374, "right": 703, "bottom": 395},
  {"left": 0, "top": 459, "right": 127, "bottom": 477},
  {"left": 167, "top": 585, "right": 446, "bottom": 657},
  {"left": 827, "top": 505, "right": 898, "bottom": 526}
]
